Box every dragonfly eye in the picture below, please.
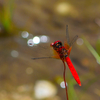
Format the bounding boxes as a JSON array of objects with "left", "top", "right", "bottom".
[
  {"left": 58, "top": 42, "right": 62, "bottom": 46},
  {"left": 55, "top": 41, "right": 62, "bottom": 48}
]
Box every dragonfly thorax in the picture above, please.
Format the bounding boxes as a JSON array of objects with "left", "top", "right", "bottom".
[
  {"left": 58, "top": 47, "right": 68, "bottom": 59},
  {"left": 50, "top": 41, "right": 68, "bottom": 60}
]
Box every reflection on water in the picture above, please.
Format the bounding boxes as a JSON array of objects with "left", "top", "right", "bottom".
[
  {"left": 40, "top": 35, "right": 49, "bottom": 43},
  {"left": 34, "top": 80, "right": 57, "bottom": 99},
  {"left": 0, "top": 0, "right": 100, "bottom": 100},
  {"left": 56, "top": 2, "right": 72, "bottom": 14},
  {"left": 26, "top": 67, "right": 33, "bottom": 74},
  {"left": 27, "top": 39, "right": 34, "bottom": 46},
  {"left": 11, "top": 50, "right": 19, "bottom": 57},
  {"left": 60, "top": 81, "right": 68, "bottom": 88},
  {"left": 33, "top": 36, "right": 40, "bottom": 44},
  {"left": 21, "top": 30, "right": 50, "bottom": 47},
  {"left": 76, "top": 38, "right": 83, "bottom": 45},
  {"left": 21, "top": 31, "right": 29, "bottom": 38}
]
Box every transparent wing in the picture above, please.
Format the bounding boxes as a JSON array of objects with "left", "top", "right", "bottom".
[
  {"left": 70, "top": 35, "right": 78, "bottom": 46},
  {"left": 32, "top": 57, "right": 53, "bottom": 60},
  {"left": 66, "top": 25, "right": 71, "bottom": 46},
  {"left": 66, "top": 25, "right": 78, "bottom": 46}
]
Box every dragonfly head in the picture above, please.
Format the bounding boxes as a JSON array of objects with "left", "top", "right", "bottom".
[{"left": 50, "top": 40, "right": 62, "bottom": 48}]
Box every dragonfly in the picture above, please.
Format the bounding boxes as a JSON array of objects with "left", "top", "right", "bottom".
[{"left": 32, "top": 25, "right": 81, "bottom": 100}]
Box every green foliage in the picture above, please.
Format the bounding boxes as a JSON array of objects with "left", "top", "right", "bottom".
[
  {"left": 96, "top": 39, "right": 100, "bottom": 56},
  {"left": 0, "top": 0, "right": 20, "bottom": 37},
  {"left": 67, "top": 72, "right": 79, "bottom": 100},
  {"left": 83, "top": 36, "right": 100, "bottom": 64}
]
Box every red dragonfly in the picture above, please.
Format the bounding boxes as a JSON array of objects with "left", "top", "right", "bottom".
[{"left": 32, "top": 25, "right": 81, "bottom": 100}]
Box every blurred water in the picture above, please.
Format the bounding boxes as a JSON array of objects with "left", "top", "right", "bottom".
[{"left": 0, "top": 0, "right": 100, "bottom": 100}]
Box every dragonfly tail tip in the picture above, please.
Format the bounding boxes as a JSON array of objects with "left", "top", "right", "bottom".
[{"left": 79, "top": 83, "right": 81, "bottom": 86}]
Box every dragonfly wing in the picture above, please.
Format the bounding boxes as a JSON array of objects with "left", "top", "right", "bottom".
[
  {"left": 31, "top": 57, "right": 53, "bottom": 60},
  {"left": 64, "top": 42, "right": 72, "bottom": 56},
  {"left": 66, "top": 25, "right": 71, "bottom": 46},
  {"left": 52, "top": 49, "right": 60, "bottom": 59},
  {"left": 65, "top": 57, "right": 81, "bottom": 86},
  {"left": 66, "top": 25, "right": 78, "bottom": 47},
  {"left": 64, "top": 41, "right": 70, "bottom": 50},
  {"left": 70, "top": 35, "right": 78, "bottom": 46},
  {"left": 67, "top": 46, "right": 72, "bottom": 56}
]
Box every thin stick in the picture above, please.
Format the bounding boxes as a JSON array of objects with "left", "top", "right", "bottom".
[
  {"left": 31, "top": 57, "right": 53, "bottom": 60},
  {"left": 63, "top": 61, "right": 69, "bottom": 100}
]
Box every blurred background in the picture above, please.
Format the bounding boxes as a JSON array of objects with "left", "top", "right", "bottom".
[{"left": 0, "top": 0, "right": 100, "bottom": 100}]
